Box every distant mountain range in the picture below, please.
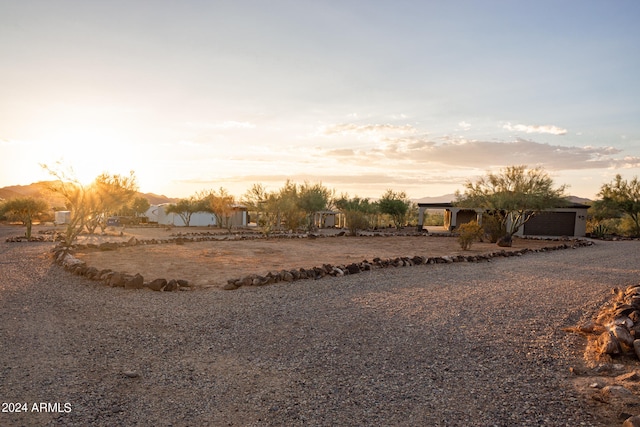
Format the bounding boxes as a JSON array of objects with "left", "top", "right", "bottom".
[{"left": 0, "top": 181, "right": 178, "bottom": 207}]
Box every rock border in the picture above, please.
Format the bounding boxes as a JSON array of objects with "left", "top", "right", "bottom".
[
  {"left": 223, "top": 239, "right": 594, "bottom": 290},
  {"left": 47, "top": 233, "right": 593, "bottom": 292},
  {"left": 52, "top": 246, "right": 191, "bottom": 292}
]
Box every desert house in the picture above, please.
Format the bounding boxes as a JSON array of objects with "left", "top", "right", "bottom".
[
  {"left": 145, "top": 203, "right": 248, "bottom": 227},
  {"left": 417, "top": 202, "right": 590, "bottom": 237}
]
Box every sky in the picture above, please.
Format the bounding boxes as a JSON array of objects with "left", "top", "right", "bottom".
[{"left": 1, "top": 0, "right": 639, "bottom": 200}]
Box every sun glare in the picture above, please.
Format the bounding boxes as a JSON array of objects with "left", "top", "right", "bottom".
[{"left": 35, "top": 126, "right": 144, "bottom": 186}]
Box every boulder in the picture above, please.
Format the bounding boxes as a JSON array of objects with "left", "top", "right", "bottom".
[
  {"left": 109, "top": 272, "right": 126, "bottom": 288},
  {"left": 346, "top": 263, "right": 360, "bottom": 274},
  {"left": 99, "top": 242, "right": 119, "bottom": 251},
  {"left": 496, "top": 235, "right": 512, "bottom": 247},
  {"left": 124, "top": 273, "right": 145, "bottom": 289},
  {"left": 239, "top": 276, "right": 253, "bottom": 287},
  {"left": 146, "top": 278, "right": 167, "bottom": 291},
  {"left": 623, "top": 415, "right": 640, "bottom": 427},
  {"left": 165, "top": 279, "right": 178, "bottom": 291},
  {"left": 598, "top": 331, "right": 621, "bottom": 355},
  {"left": 223, "top": 282, "right": 239, "bottom": 290},
  {"left": 612, "top": 325, "right": 635, "bottom": 348}
]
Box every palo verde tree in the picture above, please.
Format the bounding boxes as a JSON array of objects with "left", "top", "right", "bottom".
[
  {"left": 0, "top": 197, "right": 49, "bottom": 239},
  {"left": 242, "top": 183, "right": 279, "bottom": 236},
  {"left": 334, "top": 195, "right": 377, "bottom": 236},
  {"left": 119, "top": 196, "right": 151, "bottom": 222},
  {"left": 277, "top": 180, "right": 306, "bottom": 232},
  {"left": 85, "top": 171, "right": 138, "bottom": 233},
  {"left": 378, "top": 189, "right": 411, "bottom": 229},
  {"left": 455, "top": 165, "right": 568, "bottom": 244},
  {"left": 297, "top": 181, "right": 333, "bottom": 231},
  {"left": 594, "top": 174, "right": 640, "bottom": 236},
  {"left": 165, "top": 196, "right": 208, "bottom": 227},
  {"left": 204, "top": 187, "right": 236, "bottom": 232},
  {"left": 43, "top": 163, "right": 140, "bottom": 246}
]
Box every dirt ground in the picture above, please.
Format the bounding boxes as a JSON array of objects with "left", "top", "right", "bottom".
[{"left": 72, "top": 226, "right": 566, "bottom": 288}]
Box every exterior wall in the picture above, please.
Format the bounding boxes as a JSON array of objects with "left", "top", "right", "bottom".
[
  {"left": 146, "top": 204, "right": 248, "bottom": 227},
  {"left": 54, "top": 211, "right": 71, "bottom": 225},
  {"left": 514, "top": 207, "right": 588, "bottom": 237},
  {"left": 418, "top": 203, "right": 589, "bottom": 237}
]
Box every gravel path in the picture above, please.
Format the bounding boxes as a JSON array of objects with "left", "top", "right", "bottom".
[{"left": 1, "top": 231, "right": 639, "bottom": 426}]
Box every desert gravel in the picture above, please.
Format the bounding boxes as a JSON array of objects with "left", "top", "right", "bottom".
[{"left": 1, "top": 228, "right": 639, "bottom": 426}]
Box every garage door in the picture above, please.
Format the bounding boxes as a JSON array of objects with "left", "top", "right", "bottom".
[{"left": 524, "top": 212, "right": 576, "bottom": 236}]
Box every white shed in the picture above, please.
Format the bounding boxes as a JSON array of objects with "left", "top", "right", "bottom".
[{"left": 145, "top": 204, "right": 217, "bottom": 227}]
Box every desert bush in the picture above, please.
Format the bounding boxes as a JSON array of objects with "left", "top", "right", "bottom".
[
  {"left": 589, "top": 223, "right": 608, "bottom": 239},
  {"left": 481, "top": 213, "right": 505, "bottom": 243},
  {"left": 457, "top": 221, "right": 484, "bottom": 250},
  {"left": 344, "top": 210, "right": 369, "bottom": 236},
  {"left": 424, "top": 212, "right": 444, "bottom": 226}
]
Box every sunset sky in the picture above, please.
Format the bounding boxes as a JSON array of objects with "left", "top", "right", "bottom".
[{"left": 1, "top": 0, "right": 639, "bottom": 200}]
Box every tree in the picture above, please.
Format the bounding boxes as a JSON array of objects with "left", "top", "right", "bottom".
[
  {"left": 297, "top": 181, "right": 332, "bottom": 231},
  {"left": 85, "top": 172, "right": 138, "bottom": 233},
  {"left": 455, "top": 165, "right": 568, "bottom": 242},
  {"left": 595, "top": 174, "right": 640, "bottom": 236},
  {"left": 123, "top": 196, "right": 151, "bottom": 221},
  {"left": 278, "top": 180, "right": 305, "bottom": 232},
  {"left": 335, "top": 195, "right": 376, "bottom": 236},
  {"left": 43, "top": 163, "right": 94, "bottom": 247},
  {"left": 165, "top": 196, "right": 207, "bottom": 227},
  {"left": 378, "top": 189, "right": 411, "bottom": 229},
  {"left": 205, "top": 187, "right": 236, "bottom": 232},
  {"left": 0, "top": 197, "right": 49, "bottom": 238},
  {"left": 43, "top": 163, "right": 141, "bottom": 246}
]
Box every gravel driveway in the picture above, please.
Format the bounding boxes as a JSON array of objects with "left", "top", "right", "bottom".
[{"left": 1, "top": 228, "right": 639, "bottom": 426}]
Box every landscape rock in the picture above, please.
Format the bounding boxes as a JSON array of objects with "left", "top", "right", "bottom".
[
  {"left": 99, "top": 242, "right": 119, "bottom": 251},
  {"left": 601, "top": 384, "right": 633, "bottom": 398},
  {"left": 165, "top": 279, "right": 178, "bottom": 291},
  {"left": 612, "top": 325, "right": 635, "bottom": 348},
  {"left": 496, "top": 235, "right": 512, "bottom": 247},
  {"left": 223, "top": 282, "right": 239, "bottom": 290},
  {"left": 616, "top": 371, "right": 640, "bottom": 382},
  {"left": 623, "top": 415, "right": 640, "bottom": 427},
  {"left": 147, "top": 278, "right": 167, "bottom": 291},
  {"left": 597, "top": 331, "right": 621, "bottom": 355},
  {"left": 109, "top": 272, "right": 127, "bottom": 288},
  {"left": 124, "top": 273, "right": 145, "bottom": 289}
]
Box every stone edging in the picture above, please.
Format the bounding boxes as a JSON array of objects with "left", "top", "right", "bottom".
[
  {"left": 48, "top": 235, "right": 593, "bottom": 292},
  {"left": 52, "top": 246, "right": 190, "bottom": 292},
  {"left": 222, "top": 239, "right": 594, "bottom": 290}
]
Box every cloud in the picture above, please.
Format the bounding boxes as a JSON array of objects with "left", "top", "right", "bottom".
[
  {"left": 321, "top": 123, "right": 417, "bottom": 136},
  {"left": 503, "top": 123, "right": 567, "bottom": 135},
  {"left": 325, "top": 148, "right": 356, "bottom": 157},
  {"left": 202, "top": 173, "right": 462, "bottom": 187},
  {"left": 320, "top": 136, "right": 631, "bottom": 171},
  {"left": 458, "top": 121, "right": 471, "bottom": 131},
  {"left": 185, "top": 121, "right": 256, "bottom": 130}
]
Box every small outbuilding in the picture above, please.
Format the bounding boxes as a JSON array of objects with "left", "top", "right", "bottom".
[
  {"left": 417, "top": 202, "right": 589, "bottom": 237},
  {"left": 54, "top": 211, "right": 71, "bottom": 225},
  {"left": 144, "top": 203, "right": 248, "bottom": 227}
]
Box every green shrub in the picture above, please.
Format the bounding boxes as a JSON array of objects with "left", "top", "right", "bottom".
[
  {"left": 457, "top": 221, "right": 484, "bottom": 250},
  {"left": 591, "top": 223, "right": 608, "bottom": 239},
  {"left": 481, "top": 213, "right": 505, "bottom": 243}
]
